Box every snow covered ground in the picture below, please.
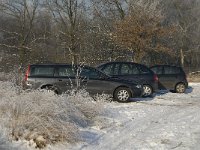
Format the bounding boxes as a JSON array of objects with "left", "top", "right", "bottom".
[
  {"left": 1, "top": 82, "right": 200, "bottom": 150},
  {"left": 65, "top": 83, "right": 200, "bottom": 150}
]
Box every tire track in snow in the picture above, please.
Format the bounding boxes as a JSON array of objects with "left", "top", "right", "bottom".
[
  {"left": 80, "top": 83, "right": 200, "bottom": 150},
  {"left": 81, "top": 104, "right": 179, "bottom": 150}
]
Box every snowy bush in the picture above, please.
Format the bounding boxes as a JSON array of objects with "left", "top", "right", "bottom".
[
  {"left": 0, "top": 128, "right": 18, "bottom": 150},
  {"left": 0, "top": 81, "right": 105, "bottom": 148},
  {"left": 0, "top": 72, "right": 13, "bottom": 81},
  {"left": 0, "top": 70, "right": 23, "bottom": 86}
]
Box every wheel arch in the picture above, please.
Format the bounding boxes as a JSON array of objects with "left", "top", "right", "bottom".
[
  {"left": 143, "top": 84, "right": 152, "bottom": 89},
  {"left": 142, "top": 84, "right": 153, "bottom": 97},
  {"left": 113, "top": 86, "right": 133, "bottom": 98},
  {"left": 40, "top": 84, "right": 54, "bottom": 89},
  {"left": 40, "top": 84, "right": 61, "bottom": 94}
]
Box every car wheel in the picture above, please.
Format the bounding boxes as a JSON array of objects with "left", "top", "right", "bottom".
[
  {"left": 175, "top": 83, "right": 186, "bottom": 93},
  {"left": 114, "top": 87, "right": 131, "bottom": 102},
  {"left": 42, "top": 86, "right": 59, "bottom": 94},
  {"left": 142, "top": 85, "right": 153, "bottom": 97}
]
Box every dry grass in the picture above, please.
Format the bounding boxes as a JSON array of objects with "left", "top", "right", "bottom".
[
  {"left": 188, "top": 71, "right": 200, "bottom": 82},
  {"left": 188, "top": 77, "right": 200, "bottom": 82}
]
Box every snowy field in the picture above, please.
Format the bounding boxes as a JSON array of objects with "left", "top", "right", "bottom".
[
  {"left": 67, "top": 83, "right": 200, "bottom": 150},
  {"left": 1, "top": 82, "right": 200, "bottom": 150}
]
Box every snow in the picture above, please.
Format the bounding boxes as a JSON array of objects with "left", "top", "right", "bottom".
[
  {"left": 66, "top": 83, "right": 200, "bottom": 150},
  {"left": 1, "top": 82, "right": 200, "bottom": 150}
]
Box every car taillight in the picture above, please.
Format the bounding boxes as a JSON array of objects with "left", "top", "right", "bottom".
[
  {"left": 153, "top": 74, "right": 158, "bottom": 82},
  {"left": 24, "top": 65, "right": 30, "bottom": 81}
]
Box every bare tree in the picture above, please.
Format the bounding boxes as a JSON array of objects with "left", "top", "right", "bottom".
[
  {"left": 159, "top": 0, "right": 200, "bottom": 68},
  {"left": 46, "top": 0, "right": 87, "bottom": 64},
  {"left": 0, "top": 0, "right": 40, "bottom": 67}
]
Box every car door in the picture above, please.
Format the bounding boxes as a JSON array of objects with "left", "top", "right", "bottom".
[
  {"left": 80, "top": 67, "right": 113, "bottom": 95},
  {"left": 161, "top": 66, "right": 179, "bottom": 89},
  {"left": 54, "top": 65, "right": 76, "bottom": 93}
]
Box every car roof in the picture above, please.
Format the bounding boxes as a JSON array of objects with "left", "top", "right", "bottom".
[
  {"left": 97, "top": 61, "right": 147, "bottom": 67},
  {"left": 29, "top": 63, "right": 108, "bottom": 71},
  {"left": 150, "top": 65, "right": 182, "bottom": 68},
  {"left": 30, "top": 63, "right": 71, "bottom": 66}
]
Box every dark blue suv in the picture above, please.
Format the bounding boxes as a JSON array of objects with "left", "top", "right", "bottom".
[
  {"left": 150, "top": 65, "right": 188, "bottom": 93},
  {"left": 97, "top": 62, "right": 158, "bottom": 97}
]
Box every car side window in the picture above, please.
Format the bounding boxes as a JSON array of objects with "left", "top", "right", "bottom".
[
  {"left": 120, "top": 64, "right": 139, "bottom": 75},
  {"left": 151, "top": 66, "right": 163, "bottom": 75},
  {"left": 113, "top": 63, "right": 120, "bottom": 75},
  {"left": 172, "top": 67, "right": 181, "bottom": 74},
  {"left": 30, "top": 66, "right": 54, "bottom": 76},
  {"left": 101, "top": 64, "right": 113, "bottom": 75},
  {"left": 120, "top": 64, "right": 130, "bottom": 75},
  {"left": 58, "top": 66, "right": 75, "bottom": 77},
  {"left": 138, "top": 65, "right": 151, "bottom": 74},
  {"left": 81, "top": 68, "right": 101, "bottom": 79},
  {"left": 130, "top": 64, "right": 140, "bottom": 74},
  {"left": 164, "top": 66, "right": 173, "bottom": 74},
  {"left": 164, "top": 66, "right": 180, "bottom": 74}
]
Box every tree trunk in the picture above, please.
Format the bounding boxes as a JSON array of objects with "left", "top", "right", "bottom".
[{"left": 180, "top": 48, "right": 184, "bottom": 67}]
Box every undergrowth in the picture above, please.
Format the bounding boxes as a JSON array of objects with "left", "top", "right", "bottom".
[{"left": 0, "top": 79, "right": 108, "bottom": 148}]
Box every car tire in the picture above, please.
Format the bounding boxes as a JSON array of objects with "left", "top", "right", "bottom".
[
  {"left": 42, "top": 86, "right": 59, "bottom": 94},
  {"left": 175, "top": 83, "right": 186, "bottom": 93},
  {"left": 114, "top": 87, "right": 132, "bottom": 103},
  {"left": 142, "top": 85, "right": 153, "bottom": 97}
]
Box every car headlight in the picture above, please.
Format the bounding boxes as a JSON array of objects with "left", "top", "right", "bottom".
[{"left": 135, "top": 84, "right": 142, "bottom": 88}]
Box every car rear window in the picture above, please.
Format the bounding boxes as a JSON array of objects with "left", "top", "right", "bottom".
[{"left": 30, "top": 66, "right": 54, "bottom": 76}]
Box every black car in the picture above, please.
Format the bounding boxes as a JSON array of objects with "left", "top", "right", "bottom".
[
  {"left": 150, "top": 65, "right": 188, "bottom": 93},
  {"left": 97, "top": 62, "right": 158, "bottom": 97},
  {"left": 23, "top": 64, "right": 143, "bottom": 102}
]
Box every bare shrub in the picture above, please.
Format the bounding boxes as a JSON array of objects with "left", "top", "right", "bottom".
[
  {"left": 65, "top": 90, "right": 105, "bottom": 121},
  {"left": 0, "top": 68, "right": 23, "bottom": 86},
  {"left": 93, "top": 93, "right": 113, "bottom": 103},
  {"left": 0, "top": 72, "right": 13, "bottom": 81},
  {"left": 0, "top": 81, "right": 104, "bottom": 148}
]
